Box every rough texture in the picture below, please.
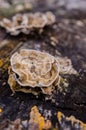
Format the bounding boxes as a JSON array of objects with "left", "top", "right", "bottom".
[
  {"left": 57, "top": 112, "right": 86, "bottom": 130},
  {"left": 0, "top": 106, "right": 86, "bottom": 130},
  {"left": 0, "top": 0, "right": 86, "bottom": 129}
]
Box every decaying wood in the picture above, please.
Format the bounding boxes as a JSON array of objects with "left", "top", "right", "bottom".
[{"left": 0, "top": 0, "right": 86, "bottom": 128}]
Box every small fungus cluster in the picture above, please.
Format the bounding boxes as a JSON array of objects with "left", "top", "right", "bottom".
[
  {"left": 8, "top": 49, "right": 76, "bottom": 95},
  {"left": 0, "top": 12, "right": 55, "bottom": 35}
]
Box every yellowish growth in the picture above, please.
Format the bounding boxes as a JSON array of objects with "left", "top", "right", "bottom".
[
  {"left": 57, "top": 111, "right": 62, "bottom": 122},
  {"left": 0, "top": 59, "right": 3, "bottom": 67},
  {"left": 2, "top": 57, "right": 9, "bottom": 70},
  {"left": 8, "top": 73, "right": 16, "bottom": 92},
  {"left": 29, "top": 106, "right": 52, "bottom": 130},
  {"left": 0, "top": 108, "right": 3, "bottom": 113},
  {"left": 57, "top": 112, "right": 86, "bottom": 130}
]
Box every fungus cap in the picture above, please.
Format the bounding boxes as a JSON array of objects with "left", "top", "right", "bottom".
[
  {"left": 8, "top": 49, "right": 76, "bottom": 95},
  {"left": 8, "top": 49, "right": 60, "bottom": 95}
]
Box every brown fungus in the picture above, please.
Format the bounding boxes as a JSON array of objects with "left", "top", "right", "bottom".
[
  {"left": 0, "top": 12, "right": 56, "bottom": 35},
  {"left": 8, "top": 49, "right": 77, "bottom": 95}
]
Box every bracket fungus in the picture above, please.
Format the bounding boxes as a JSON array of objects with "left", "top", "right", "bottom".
[
  {"left": 8, "top": 49, "right": 77, "bottom": 95},
  {"left": 0, "top": 12, "right": 56, "bottom": 35}
]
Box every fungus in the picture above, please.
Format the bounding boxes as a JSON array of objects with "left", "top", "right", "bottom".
[
  {"left": 0, "top": 12, "right": 56, "bottom": 35},
  {"left": 8, "top": 49, "right": 77, "bottom": 95},
  {"left": 46, "top": 12, "right": 56, "bottom": 25},
  {"left": 8, "top": 49, "right": 60, "bottom": 95},
  {"left": 56, "top": 57, "right": 77, "bottom": 74}
]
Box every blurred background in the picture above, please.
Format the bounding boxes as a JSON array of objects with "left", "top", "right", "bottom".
[{"left": 0, "top": 0, "right": 86, "bottom": 17}]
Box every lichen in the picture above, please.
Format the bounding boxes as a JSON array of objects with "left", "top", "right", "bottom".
[
  {"left": 57, "top": 112, "right": 86, "bottom": 130},
  {"left": 0, "top": 106, "right": 85, "bottom": 130},
  {"left": 29, "top": 106, "right": 52, "bottom": 130}
]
